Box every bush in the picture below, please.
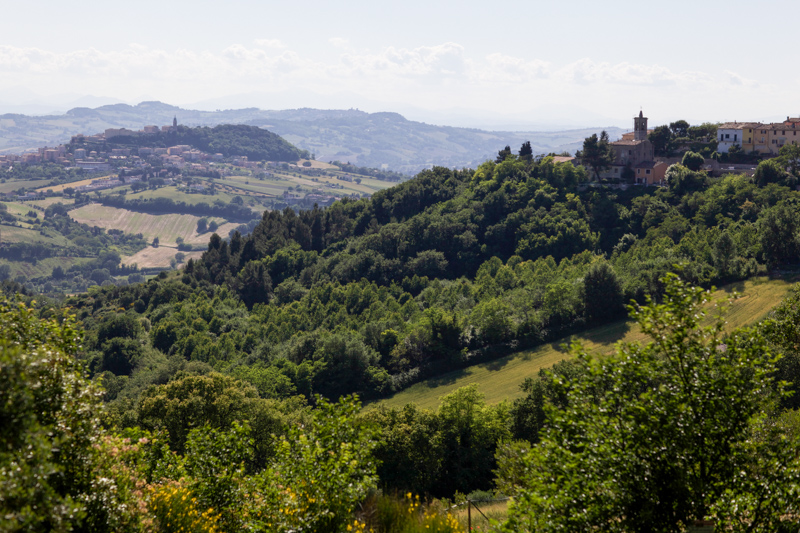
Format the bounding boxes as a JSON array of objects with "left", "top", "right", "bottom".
[{"left": 147, "top": 482, "right": 220, "bottom": 533}]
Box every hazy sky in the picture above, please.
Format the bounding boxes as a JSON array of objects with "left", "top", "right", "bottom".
[{"left": 2, "top": 0, "right": 797, "bottom": 127}]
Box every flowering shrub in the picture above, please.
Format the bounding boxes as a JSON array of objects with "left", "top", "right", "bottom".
[
  {"left": 252, "top": 395, "right": 379, "bottom": 533},
  {"left": 147, "top": 481, "right": 220, "bottom": 533}
]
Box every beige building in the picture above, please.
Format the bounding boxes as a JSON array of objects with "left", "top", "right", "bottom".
[
  {"left": 635, "top": 161, "right": 668, "bottom": 185},
  {"left": 766, "top": 122, "right": 800, "bottom": 155},
  {"left": 594, "top": 111, "right": 655, "bottom": 180}
]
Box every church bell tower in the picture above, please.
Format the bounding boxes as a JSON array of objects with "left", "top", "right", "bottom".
[{"left": 634, "top": 110, "right": 648, "bottom": 141}]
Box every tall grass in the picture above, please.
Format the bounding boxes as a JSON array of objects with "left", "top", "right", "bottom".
[{"left": 355, "top": 493, "right": 464, "bottom": 533}]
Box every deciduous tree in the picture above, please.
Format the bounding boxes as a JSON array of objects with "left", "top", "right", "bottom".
[
  {"left": 500, "top": 275, "right": 800, "bottom": 532},
  {"left": 579, "top": 131, "right": 614, "bottom": 180}
]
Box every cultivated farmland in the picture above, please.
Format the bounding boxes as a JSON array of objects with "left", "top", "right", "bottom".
[{"left": 69, "top": 203, "right": 238, "bottom": 246}]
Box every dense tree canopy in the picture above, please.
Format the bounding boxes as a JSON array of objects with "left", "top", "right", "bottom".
[{"left": 501, "top": 275, "right": 800, "bottom": 532}]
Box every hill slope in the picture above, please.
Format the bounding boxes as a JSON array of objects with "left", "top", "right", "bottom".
[
  {"left": 61, "top": 151, "right": 800, "bottom": 412},
  {"left": 0, "top": 101, "right": 624, "bottom": 173},
  {"left": 373, "top": 276, "right": 795, "bottom": 410}
]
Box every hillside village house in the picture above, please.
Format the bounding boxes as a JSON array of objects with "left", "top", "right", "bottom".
[
  {"left": 593, "top": 111, "right": 666, "bottom": 185},
  {"left": 718, "top": 117, "right": 800, "bottom": 155}
]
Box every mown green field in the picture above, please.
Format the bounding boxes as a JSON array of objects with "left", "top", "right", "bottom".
[
  {"left": 68, "top": 204, "right": 236, "bottom": 247},
  {"left": 373, "top": 276, "right": 796, "bottom": 411}
]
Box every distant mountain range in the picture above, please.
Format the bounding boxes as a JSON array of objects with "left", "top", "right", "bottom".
[{"left": 0, "top": 101, "right": 625, "bottom": 173}]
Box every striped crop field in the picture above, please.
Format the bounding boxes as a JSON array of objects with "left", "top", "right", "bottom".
[
  {"left": 371, "top": 276, "right": 796, "bottom": 411},
  {"left": 68, "top": 203, "right": 238, "bottom": 246}
]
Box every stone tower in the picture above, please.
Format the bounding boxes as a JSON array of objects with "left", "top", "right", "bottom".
[
  {"left": 173, "top": 116, "right": 177, "bottom": 128},
  {"left": 634, "top": 110, "right": 648, "bottom": 141}
]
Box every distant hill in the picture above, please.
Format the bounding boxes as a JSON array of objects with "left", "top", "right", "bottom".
[
  {"left": 0, "top": 101, "right": 625, "bottom": 173},
  {"left": 70, "top": 124, "right": 307, "bottom": 162}
]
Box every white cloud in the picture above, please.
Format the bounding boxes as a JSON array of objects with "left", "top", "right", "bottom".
[
  {"left": 475, "top": 54, "right": 550, "bottom": 82},
  {"left": 338, "top": 42, "right": 468, "bottom": 78},
  {"left": 726, "top": 70, "right": 758, "bottom": 88},
  {"left": 328, "top": 37, "right": 349, "bottom": 48},
  {"left": 254, "top": 39, "right": 286, "bottom": 49},
  {"left": 554, "top": 58, "right": 712, "bottom": 87}
]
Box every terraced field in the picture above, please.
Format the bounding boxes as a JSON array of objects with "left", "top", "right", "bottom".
[{"left": 372, "top": 276, "right": 796, "bottom": 411}]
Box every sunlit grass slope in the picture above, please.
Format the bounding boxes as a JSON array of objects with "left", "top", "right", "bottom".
[{"left": 373, "top": 276, "right": 795, "bottom": 411}]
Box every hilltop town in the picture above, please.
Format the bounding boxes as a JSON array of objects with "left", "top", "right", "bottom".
[
  {"left": 0, "top": 118, "right": 402, "bottom": 208},
  {"left": 1, "top": 117, "right": 268, "bottom": 177}
]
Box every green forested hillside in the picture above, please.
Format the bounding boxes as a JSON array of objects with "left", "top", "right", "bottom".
[
  {"left": 70, "top": 124, "right": 308, "bottom": 162},
  {"left": 7, "top": 147, "right": 800, "bottom": 529},
  {"left": 61, "top": 152, "right": 800, "bottom": 413}
]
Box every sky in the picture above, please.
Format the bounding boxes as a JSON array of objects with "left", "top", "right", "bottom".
[{"left": 2, "top": 0, "right": 797, "bottom": 129}]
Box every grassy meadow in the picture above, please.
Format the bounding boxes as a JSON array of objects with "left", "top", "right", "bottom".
[
  {"left": 452, "top": 499, "right": 508, "bottom": 532},
  {"left": 372, "top": 276, "right": 796, "bottom": 411}
]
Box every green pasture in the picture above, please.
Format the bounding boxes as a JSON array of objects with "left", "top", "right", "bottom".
[{"left": 372, "top": 276, "right": 796, "bottom": 411}]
